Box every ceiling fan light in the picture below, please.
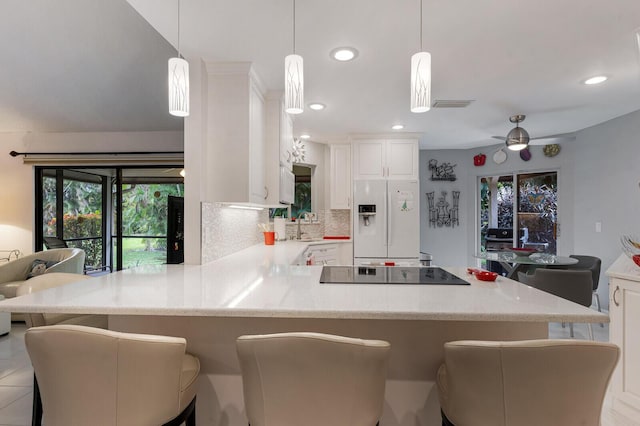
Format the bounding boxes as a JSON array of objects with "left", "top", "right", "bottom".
[
  {"left": 410, "top": 51, "right": 431, "bottom": 113},
  {"left": 505, "top": 126, "right": 529, "bottom": 151},
  {"left": 285, "top": 54, "right": 304, "bottom": 114}
]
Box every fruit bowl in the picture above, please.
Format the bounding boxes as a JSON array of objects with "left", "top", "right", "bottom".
[
  {"left": 505, "top": 247, "right": 538, "bottom": 257},
  {"left": 621, "top": 235, "right": 640, "bottom": 268},
  {"left": 474, "top": 270, "right": 499, "bottom": 282}
]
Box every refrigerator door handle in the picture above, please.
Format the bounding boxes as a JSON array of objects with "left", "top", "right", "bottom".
[{"left": 385, "top": 185, "right": 390, "bottom": 250}]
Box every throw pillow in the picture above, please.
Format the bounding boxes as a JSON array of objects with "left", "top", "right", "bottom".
[{"left": 26, "top": 259, "right": 59, "bottom": 280}]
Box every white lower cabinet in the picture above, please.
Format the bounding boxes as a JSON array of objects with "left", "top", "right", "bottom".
[{"left": 607, "top": 255, "right": 640, "bottom": 420}]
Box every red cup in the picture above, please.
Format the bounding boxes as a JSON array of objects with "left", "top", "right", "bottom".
[{"left": 263, "top": 231, "right": 275, "bottom": 245}]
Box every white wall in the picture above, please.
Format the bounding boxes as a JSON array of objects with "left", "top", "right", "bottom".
[
  {"left": 422, "top": 108, "right": 640, "bottom": 310},
  {"left": 0, "top": 130, "right": 183, "bottom": 255}
]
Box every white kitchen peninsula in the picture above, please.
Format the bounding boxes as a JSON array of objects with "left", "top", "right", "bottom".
[{"left": 0, "top": 241, "right": 606, "bottom": 426}]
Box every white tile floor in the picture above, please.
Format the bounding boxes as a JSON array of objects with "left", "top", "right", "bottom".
[{"left": 0, "top": 322, "right": 637, "bottom": 425}]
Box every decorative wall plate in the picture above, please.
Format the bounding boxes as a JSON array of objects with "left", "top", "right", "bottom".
[
  {"left": 543, "top": 144, "right": 561, "bottom": 157},
  {"left": 520, "top": 148, "right": 532, "bottom": 161},
  {"left": 493, "top": 149, "right": 507, "bottom": 164}
]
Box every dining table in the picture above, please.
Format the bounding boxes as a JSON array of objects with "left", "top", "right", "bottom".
[{"left": 474, "top": 251, "right": 579, "bottom": 279}]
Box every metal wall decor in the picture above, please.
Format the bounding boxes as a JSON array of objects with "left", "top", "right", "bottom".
[
  {"left": 426, "top": 190, "right": 460, "bottom": 228},
  {"left": 291, "top": 138, "right": 306, "bottom": 163},
  {"left": 428, "top": 159, "right": 457, "bottom": 181}
]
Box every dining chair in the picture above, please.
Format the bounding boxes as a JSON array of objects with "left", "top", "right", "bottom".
[
  {"left": 236, "top": 332, "right": 390, "bottom": 426},
  {"left": 518, "top": 268, "right": 594, "bottom": 339},
  {"left": 568, "top": 255, "right": 603, "bottom": 327},
  {"left": 25, "top": 325, "right": 199, "bottom": 426},
  {"left": 16, "top": 273, "right": 108, "bottom": 328},
  {"left": 436, "top": 339, "right": 619, "bottom": 426}
]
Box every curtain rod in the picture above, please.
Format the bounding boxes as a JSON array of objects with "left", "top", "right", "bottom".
[{"left": 10, "top": 150, "right": 184, "bottom": 157}]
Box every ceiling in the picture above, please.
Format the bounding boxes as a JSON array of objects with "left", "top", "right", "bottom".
[
  {"left": 4, "top": 1, "right": 640, "bottom": 149},
  {"left": 0, "top": 0, "right": 182, "bottom": 133}
]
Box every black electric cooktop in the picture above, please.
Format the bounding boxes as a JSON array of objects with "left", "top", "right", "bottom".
[{"left": 319, "top": 266, "right": 470, "bottom": 285}]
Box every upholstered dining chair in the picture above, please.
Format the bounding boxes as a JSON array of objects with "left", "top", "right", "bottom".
[
  {"left": 16, "top": 273, "right": 107, "bottom": 329},
  {"left": 236, "top": 332, "right": 390, "bottom": 426},
  {"left": 25, "top": 325, "right": 199, "bottom": 426},
  {"left": 518, "top": 268, "right": 594, "bottom": 339},
  {"left": 437, "top": 339, "right": 619, "bottom": 426}
]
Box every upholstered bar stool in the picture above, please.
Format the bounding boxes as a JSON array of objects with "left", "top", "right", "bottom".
[
  {"left": 236, "top": 332, "right": 390, "bottom": 426},
  {"left": 25, "top": 325, "right": 200, "bottom": 426},
  {"left": 436, "top": 339, "right": 619, "bottom": 426}
]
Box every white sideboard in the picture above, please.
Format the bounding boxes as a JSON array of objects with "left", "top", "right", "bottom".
[{"left": 607, "top": 254, "right": 640, "bottom": 421}]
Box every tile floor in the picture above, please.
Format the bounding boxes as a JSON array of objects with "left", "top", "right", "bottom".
[{"left": 0, "top": 322, "right": 637, "bottom": 425}]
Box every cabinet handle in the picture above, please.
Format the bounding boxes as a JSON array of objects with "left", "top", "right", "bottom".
[
  {"left": 264, "top": 186, "right": 269, "bottom": 200},
  {"left": 613, "top": 285, "right": 620, "bottom": 307}
]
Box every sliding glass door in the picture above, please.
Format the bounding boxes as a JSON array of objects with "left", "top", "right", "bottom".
[
  {"left": 36, "top": 166, "right": 183, "bottom": 272},
  {"left": 479, "top": 170, "right": 558, "bottom": 254},
  {"left": 39, "top": 169, "right": 107, "bottom": 271}
]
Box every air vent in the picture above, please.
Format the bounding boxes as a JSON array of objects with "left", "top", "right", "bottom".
[{"left": 432, "top": 100, "right": 474, "bottom": 108}]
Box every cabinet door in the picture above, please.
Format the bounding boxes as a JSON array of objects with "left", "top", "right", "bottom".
[
  {"left": 280, "top": 105, "right": 293, "bottom": 171},
  {"left": 386, "top": 139, "right": 418, "bottom": 180},
  {"left": 249, "top": 83, "right": 266, "bottom": 203},
  {"left": 354, "top": 140, "right": 385, "bottom": 180},
  {"left": 330, "top": 144, "right": 352, "bottom": 209},
  {"left": 610, "top": 277, "right": 640, "bottom": 418}
]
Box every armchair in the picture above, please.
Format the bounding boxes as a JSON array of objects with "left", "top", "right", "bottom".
[{"left": 0, "top": 248, "right": 85, "bottom": 299}]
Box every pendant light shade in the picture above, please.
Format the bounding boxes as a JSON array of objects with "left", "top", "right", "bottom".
[
  {"left": 505, "top": 126, "right": 530, "bottom": 151},
  {"left": 168, "top": 0, "right": 189, "bottom": 117},
  {"left": 410, "top": 51, "right": 431, "bottom": 113},
  {"left": 168, "top": 57, "right": 189, "bottom": 117},
  {"left": 285, "top": 54, "right": 304, "bottom": 114}
]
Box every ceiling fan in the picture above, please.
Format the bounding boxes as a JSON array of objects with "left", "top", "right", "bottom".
[{"left": 493, "top": 114, "right": 575, "bottom": 151}]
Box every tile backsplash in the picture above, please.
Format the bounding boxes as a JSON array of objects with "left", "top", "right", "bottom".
[
  {"left": 201, "top": 204, "right": 351, "bottom": 264},
  {"left": 201, "top": 202, "right": 268, "bottom": 264},
  {"left": 324, "top": 209, "right": 351, "bottom": 236}
]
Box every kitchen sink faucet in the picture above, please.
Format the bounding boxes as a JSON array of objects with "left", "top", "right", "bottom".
[{"left": 296, "top": 213, "right": 305, "bottom": 240}]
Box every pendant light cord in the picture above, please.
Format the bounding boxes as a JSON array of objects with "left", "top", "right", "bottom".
[
  {"left": 177, "top": 0, "right": 181, "bottom": 57},
  {"left": 293, "top": 0, "right": 296, "bottom": 54},
  {"left": 420, "top": 0, "right": 423, "bottom": 51}
]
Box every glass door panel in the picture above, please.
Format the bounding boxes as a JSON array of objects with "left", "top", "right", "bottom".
[
  {"left": 119, "top": 180, "right": 184, "bottom": 269},
  {"left": 42, "top": 174, "right": 57, "bottom": 249},
  {"left": 517, "top": 172, "right": 558, "bottom": 254}
]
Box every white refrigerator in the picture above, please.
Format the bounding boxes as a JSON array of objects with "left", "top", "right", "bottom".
[{"left": 353, "top": 179, "right": 420, "bottom": 265}]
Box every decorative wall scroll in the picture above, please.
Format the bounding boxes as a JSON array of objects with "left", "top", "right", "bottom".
[
  {"left": 426, "top": 190, "right": 460, "bottom": 228},
  {"left": 428, "top": 159, "right": 457, "bottom": 181}
]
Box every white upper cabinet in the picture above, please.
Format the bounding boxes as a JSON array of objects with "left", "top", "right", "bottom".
[
  {"left": 330, "top": 144, "right": 351, "bottom": 209},
  {"left": 280, "top": 105, "right": 294, "bottom": 171},
  {"left": 249, "top": 81, "right": 267, "bottom": 204},
  {"left": 353, "top": 139, "right": 418, "bottom": 180},
  {"left": 265, "top": 93, "right": 292, "bottom": 205},
  {"left": 205, "top": 62, "right": 272, "bottom": 204}
]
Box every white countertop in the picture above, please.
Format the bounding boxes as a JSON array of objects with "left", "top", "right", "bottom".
[
  {"left": 0, "top": 241, "right": 606, "bottom": 323},
  {"left": 607, "top": 253, "right": 640, "bottom": 282}
]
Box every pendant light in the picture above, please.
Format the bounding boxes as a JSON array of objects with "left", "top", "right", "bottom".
[
  {"left": 285, "top": 0, "right": 304, "bottom": 114},
  {"left": 410, "top": 0, "right": 431, "bottom": 113},
  {"left": 168, "top": 0, "right": 189, "bottom": 117}
]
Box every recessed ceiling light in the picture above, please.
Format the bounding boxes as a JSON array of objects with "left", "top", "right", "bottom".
[
  {"left": 331, "top": 47, "right": 359, "bottom": 62},
  {"left": 391, "top": 124, "right": 404, "bottom": 130},
  {"left": 300, "top": 134, "right": 311, "bottom": 139},
  {"left": 583, "top": 75, "right": 608, "bottom": 85},
  {"left": 309, "top": 103, "right": 325, "bottom": 111}
]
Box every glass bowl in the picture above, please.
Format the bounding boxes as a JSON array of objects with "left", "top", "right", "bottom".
[{"left": 620, "top": 235, "right": 640, "bottom": 268}]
